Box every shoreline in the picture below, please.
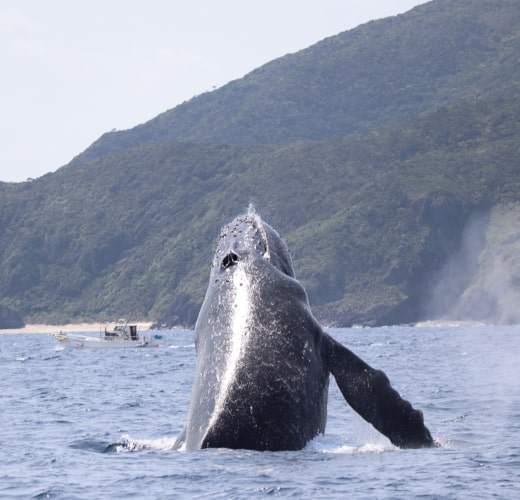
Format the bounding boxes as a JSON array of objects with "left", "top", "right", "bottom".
[{"left": 0, "top": 322, "right": 153, "bottom": 335}]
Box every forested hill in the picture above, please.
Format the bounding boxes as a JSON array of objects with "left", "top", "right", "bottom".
[
  {"left": 1, "top": 0, "right": 520, "bottom": 328},
  {"left": 79, "top": 0, "right": 519, "bottom": 160}
]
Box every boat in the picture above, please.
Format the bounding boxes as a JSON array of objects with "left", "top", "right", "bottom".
[{"left": 53, "top": 319, "right": 165, "bottom": 349}]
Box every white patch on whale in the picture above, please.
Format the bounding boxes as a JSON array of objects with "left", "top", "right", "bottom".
[{"left": 208, "top": 266, "right": 251, "bottom": 430}]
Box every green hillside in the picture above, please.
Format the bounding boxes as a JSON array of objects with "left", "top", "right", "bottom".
[
  {"left": 80, "top": 0, "right": 520, "bottom": 157},
  {"left": 1, "top": 0, "right": 519, "bottom": 328}
]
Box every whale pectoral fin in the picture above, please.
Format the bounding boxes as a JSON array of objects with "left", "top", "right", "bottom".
[{"left": 323, "top": 334, "right": 433, "bottom": 449}]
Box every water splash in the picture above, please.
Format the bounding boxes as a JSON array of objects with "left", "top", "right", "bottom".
[
  {"left": 328, "top": 443, "right": 390, "bottom": 454},
  {"left": 246, "top": 202, "right": 257, "bottom": 218},
  {"left": 245, "top": 204, "right": 270, "bottom": 261},
  {"left": 115, "top": 434, "right": 179, "bottom": 452},
  {"left": 305, "top": 435, "right": 392, "bottom": 454}
]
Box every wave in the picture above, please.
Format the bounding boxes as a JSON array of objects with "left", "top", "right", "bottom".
[{"left": 413, "top": 320, "right": 488, "bottom": 328}]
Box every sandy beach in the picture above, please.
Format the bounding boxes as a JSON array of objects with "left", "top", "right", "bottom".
[{"left": 0, "top": 322, "right": 153, "bottom": 334}]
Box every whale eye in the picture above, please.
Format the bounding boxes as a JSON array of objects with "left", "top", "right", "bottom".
[{"left": 222, "top": 251, "right": 239, "bottom": 269}]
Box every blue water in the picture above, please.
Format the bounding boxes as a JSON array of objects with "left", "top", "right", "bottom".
[{"left": 1, "top": 324, "right": 519, "bottom": 499}]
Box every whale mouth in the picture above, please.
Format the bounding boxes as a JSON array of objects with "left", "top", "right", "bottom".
[{"left": 222, "top": 251, "right": 239, "bottom": 269}]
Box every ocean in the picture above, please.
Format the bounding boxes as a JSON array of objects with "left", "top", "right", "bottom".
[{"left": 1, "top": 324, "right": 519, "bottom": 499}]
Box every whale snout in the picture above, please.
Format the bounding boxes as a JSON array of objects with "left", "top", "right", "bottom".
[{"left": 222, "top": 250, "right": 239, "bottom": 269}]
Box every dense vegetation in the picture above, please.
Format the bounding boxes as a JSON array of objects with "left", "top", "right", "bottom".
[
  {"left": 1, "top": 0, "right": 519, "bottom": 327},
  {"left": 80, "top": 0, "right": 520, "bottom": 157}
]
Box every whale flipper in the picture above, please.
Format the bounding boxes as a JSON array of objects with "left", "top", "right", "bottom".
[{"left": 323, "top": 333, "right": 433, "bottom": 448}]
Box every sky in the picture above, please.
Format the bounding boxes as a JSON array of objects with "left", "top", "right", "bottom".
[{"left": 1, "top": 0, "right": 427, "bottom": 183}]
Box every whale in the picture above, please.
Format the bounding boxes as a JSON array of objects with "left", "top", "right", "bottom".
[{"left": 175, "top": 212, "right": 434, "bottom": 451}]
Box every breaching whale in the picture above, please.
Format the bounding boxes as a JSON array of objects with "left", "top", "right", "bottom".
[{"left": 175, "top": 213, "right": 434, "bottom": 451}]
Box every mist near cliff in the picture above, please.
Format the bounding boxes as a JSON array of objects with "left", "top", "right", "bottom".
[{"left": 426, "top": 203, "right": 520, "bottom": 325}]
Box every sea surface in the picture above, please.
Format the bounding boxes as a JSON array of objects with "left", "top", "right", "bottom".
[{"left": 1, "top": 324, "right": 519, "bottom": 499}]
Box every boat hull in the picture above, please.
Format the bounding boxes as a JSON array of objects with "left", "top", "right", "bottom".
[{"left": 54, "top": 333, "right": 165, "bottom": 349}]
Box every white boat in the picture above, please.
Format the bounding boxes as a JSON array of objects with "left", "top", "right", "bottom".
[{"left": 53, "top": 320, "right": 165, "bottom": 349}]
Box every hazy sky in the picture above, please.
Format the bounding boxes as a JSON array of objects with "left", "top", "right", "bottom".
[{"left": 1, "top": 0, "right": 427, "bottom": 182}]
